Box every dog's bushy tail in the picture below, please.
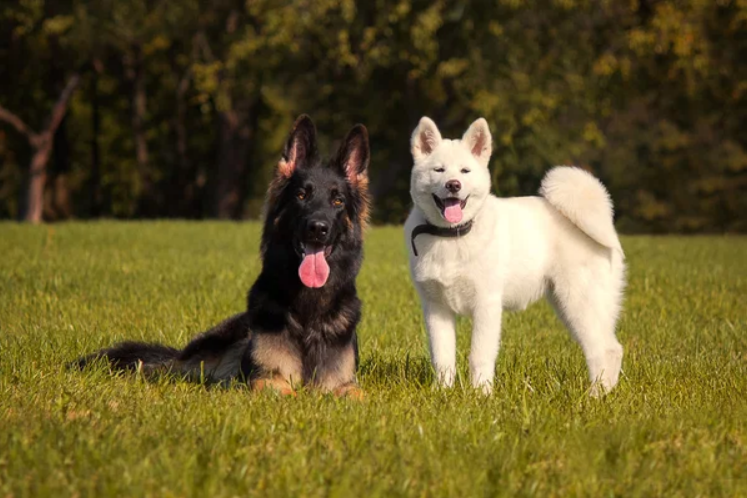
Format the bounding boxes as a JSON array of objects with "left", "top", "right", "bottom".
[
  {"left": 73, "top": 341, "right": 180, "bottom": 371},
  {"left": 539, "top": 166, "right": 624, "bottom": 259}
]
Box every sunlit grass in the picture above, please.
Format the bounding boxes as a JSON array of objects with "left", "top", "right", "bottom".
[{"left": 1, "top": 223, "right": 745, "bottom": 497}]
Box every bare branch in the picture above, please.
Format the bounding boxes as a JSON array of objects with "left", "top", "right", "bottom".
[
  {"left": 46, "top": 73, "right": 81, "bottom": 136},
  {"left": 0, "top": 105, "right": 36, "bottom": 141},
  {"left": 0, "top": 73, "right": 80, "bottom": 150}
]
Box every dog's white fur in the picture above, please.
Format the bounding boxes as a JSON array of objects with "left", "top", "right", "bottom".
[{"left": 405, "top": 117, "right": 625, "bottom": 395}]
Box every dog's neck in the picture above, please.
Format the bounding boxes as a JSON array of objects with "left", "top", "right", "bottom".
[{"left": 410, "top": 219, "right": 474, "bottom": 257}]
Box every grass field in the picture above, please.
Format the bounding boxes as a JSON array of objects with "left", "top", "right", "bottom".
[{"left": 0, "top": 222, "right": 745, "bottom": 497}]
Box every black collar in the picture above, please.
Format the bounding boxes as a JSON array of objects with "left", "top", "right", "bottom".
[{"left": 411, "top": 220, "right": 474, "bottom": 256}]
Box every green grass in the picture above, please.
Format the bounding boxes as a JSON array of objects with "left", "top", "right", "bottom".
[{"left": 1, "top": 223, "right": 745, "bottom": 497}]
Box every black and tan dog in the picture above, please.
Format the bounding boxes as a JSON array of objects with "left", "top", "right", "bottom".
[{"left": 76, "top": 115, "right": 370, "bottom": 397}]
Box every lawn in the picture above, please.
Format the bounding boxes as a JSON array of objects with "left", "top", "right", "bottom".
[{"left": 0, "top": 222, "right": 745, "bottom": 497}]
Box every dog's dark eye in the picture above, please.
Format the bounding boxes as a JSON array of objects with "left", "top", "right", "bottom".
[
  {"left": 434, "top": 167, "right": 445, "bottom": 173},
  {"left": 296, "top": 190, "right": 307, "bottom": 201},
  {"left": 461, "top": 168, "right": 471, "bottom": 174},
  {"left": 333, "top": 197, "right": 344, "bottom": 207}
]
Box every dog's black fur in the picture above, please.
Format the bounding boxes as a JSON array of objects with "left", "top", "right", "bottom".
[{"left": 76, "top": 115, "right": 371, "bottom": 396}]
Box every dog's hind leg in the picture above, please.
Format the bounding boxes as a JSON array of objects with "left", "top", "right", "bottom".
[
  {"left": 549, "top": 260, "right": 624, "bottom": 396},
  {"left": 310, "top": 337, "right": 360, "bottom": 397},
  {"left": 174, "top": 313, "right": 252, "bottom": 384},
  {"left": 422, "top": 300, "right": 457, "bottom": 388},
  {"left": 248, "top": 331, "right": 303, "bottom": 395}
]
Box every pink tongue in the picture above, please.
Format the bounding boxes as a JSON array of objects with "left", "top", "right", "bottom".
[
  {"left": 442, "top": 199, "right": 463, "bottom": 223},
  {"left": 298, "top": 248, "right": 330, "bottom": 288}
]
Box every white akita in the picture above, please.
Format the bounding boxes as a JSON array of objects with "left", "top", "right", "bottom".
[{"left": 405, "top": 117, "right": 625, "bottom": 395}]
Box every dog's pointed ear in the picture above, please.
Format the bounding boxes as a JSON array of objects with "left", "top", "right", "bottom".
[
  {"left": 411, "top": 117, "right": 442, "bottom": 162},
  {"left": 335, "top": 124, "right": 369, "bottom": 186},
  {"left": 462, "top": 118, "right": 492, "bottom": 167},
  {"left": 278, "top": 114, "right": 318, "bottom": 178}
]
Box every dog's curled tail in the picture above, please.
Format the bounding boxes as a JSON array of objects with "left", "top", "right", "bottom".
[
  {"left": 72, "top": 341, "right": 180, "bottom": 372},
  {"left": 539, "top": 166, "right": 624, "bottom": 259}
]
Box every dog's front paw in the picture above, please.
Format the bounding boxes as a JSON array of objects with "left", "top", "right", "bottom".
[
  {"left": 434, "top": 366, "right": 456, "bottom": 389},
  {"left": 589, "top": 381, "right": 615, "bottom": 398},
  {"left": 251, "top": 377, "right": 297, "bottom": 397},
  {"left": 333, "top": 383, "right": 365, "bottom": 400},
  {"left": 470, "top": 365, "right": 495, "bottom": 395},
  {"left": 476, "top": 382, "right": 493, "bottom": 396}
]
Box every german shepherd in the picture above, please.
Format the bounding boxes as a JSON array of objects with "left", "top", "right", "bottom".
[{"left": 75, "top": 115, "right": 371, "bottom": 397}]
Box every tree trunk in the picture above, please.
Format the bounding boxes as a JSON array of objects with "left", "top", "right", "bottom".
[
  {"left": 176, "top": 77, "right": 190, "bottom": 177},
  {"left": 24, "top": 137, "right": 53, "bottom": 223},
  {"left": 170, "top": 68, "right": 195, "bottom": 217},
  {"left": 211, "top": 108, "right": 253, "bottom": 219},
  {"left": 0, "top": 73, "right": 80, "bottom": 223},
  {"left": 125, "top": 47, "right": 153, "bottom": 214},
  {"left": 133, "top": 68, "right": 149, "bottom": 186},
  {"left": 45, "top": 115, "right": 72, "bottom": 220},
  {"left": 89, "top": 59, "right": 103, "bottom": 217}
]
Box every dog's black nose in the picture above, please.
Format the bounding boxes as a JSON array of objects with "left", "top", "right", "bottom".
[
  {"left": 306, "top": 220, "right": 329, "bottom": 239},
  {"left": 445, "top": 180, "right": 461, "bottom": 193}
]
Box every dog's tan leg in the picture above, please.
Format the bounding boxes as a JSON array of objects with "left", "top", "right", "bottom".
[
  {"left": 249, "top": 332, "right": 303, "bottom": 395},
  {"left": 314, "top": 342, "right": 362, "bottom": 398}
]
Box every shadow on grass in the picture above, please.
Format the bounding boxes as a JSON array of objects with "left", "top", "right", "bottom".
[
  {"left": 358, "top": 353, "right": 435, "bottom": 389},
  {"left": 72, "top": 352, "right": 437, "bottom": 392}
]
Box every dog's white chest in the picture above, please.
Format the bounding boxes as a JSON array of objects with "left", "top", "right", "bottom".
[
  {"left": 419, "top": 275, "right": 477, "bottom": 315},
  {"left": 411, "top": 246, "right": 479, "bottom": 316}
]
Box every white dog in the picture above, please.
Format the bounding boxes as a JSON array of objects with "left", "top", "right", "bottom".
[{"left": 405, "top": 117, "right": 625, "bottom": 395}]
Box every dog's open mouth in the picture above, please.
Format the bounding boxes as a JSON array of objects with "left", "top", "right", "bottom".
[
  {"left": 298, "top": 243, "right": 333, "bottom": 288},
  {"left": 432, "top": 194, "right": 468, "bottom": 224}
]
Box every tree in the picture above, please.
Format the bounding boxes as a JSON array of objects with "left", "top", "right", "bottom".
[
  {"left": 0, "top": 75, "right": 79, "bottom": 223},
  {"left": 191, "top": 1, "right": 306, "bottom": 219},
  {"left": 0, "top": 0, "right": 745, "bottom": 231}
]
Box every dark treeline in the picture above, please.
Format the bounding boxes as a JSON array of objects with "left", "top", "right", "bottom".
[{"left": 1, "top": 1, "right": 745, "bottom": 231}]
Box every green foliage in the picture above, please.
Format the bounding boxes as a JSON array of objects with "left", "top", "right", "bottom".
[
  {"left": 0, "top": 223, "right": 745, "bottom": 496},
  {"left": 0, "top": 1, "right": 746, "bottom": 230}
]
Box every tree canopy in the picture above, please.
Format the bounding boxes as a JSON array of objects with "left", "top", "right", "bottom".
[{"left": 1, "top": 0, "right": 745, "bottom": 231}]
